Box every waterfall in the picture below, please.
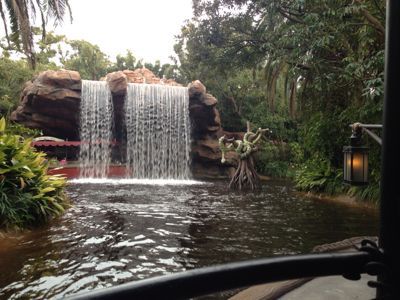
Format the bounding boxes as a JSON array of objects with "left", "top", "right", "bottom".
[
  {"left": 125, "top": 83, "right": 191, "bottom": 179},
  {"left": 79, "top": 80, "right": 114, "bottom": 178}
]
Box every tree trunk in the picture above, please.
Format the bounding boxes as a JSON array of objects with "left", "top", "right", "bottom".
[
  {"left": 289, "top": 80, "right": 297, "bottom": 118},
  {"left": 229, "top": 156, "right": 261, "bottom": 190}
]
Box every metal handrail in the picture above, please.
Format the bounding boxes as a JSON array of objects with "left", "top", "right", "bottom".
[
  {"left": 350, "top": 123, "right": 383, "bottom": 145},
  {"left": 67, "top": 251, "right": 375, "bottom": 300}
]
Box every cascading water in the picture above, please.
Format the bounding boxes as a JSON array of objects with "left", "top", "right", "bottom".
[
  {"left": 125, "top": 83, "right": 191, "bottom": 179},
  {"left": 79, "top": 80, "right": 114, "bottom": 178}
]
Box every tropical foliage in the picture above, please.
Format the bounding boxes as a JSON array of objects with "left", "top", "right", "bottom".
[
  {"left": 0, "top": 55, "right": 34, "bottom": 115},
  {"left": 0, "top": 0, "right": 72, "bottom": 69},
  {"left": 61, "top": 39, "right": 110, "bottom": 80},
  {"left": 0, "top": 118, "right": 68, "bottom": 230},
  {"left": 174, "top": 0, "right": 384, "bottom": 201},
  {"left": 0, "top": 0, "right": 385, "bottom": 203}
]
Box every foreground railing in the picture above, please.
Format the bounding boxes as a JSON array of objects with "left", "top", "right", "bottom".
[{"left": 67, "top": 241, "right": 382, "bottom": 299}]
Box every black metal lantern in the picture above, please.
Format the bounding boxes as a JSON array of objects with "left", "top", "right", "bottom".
[
  {"left": 343, "top": 145, "right": 369, "bottom": 185},
  {"left": 343, "top": 124, "right": 369, "bottom": 185}
]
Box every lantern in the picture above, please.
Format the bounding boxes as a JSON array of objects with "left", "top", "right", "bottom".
[
  {"left": 343, "top": 145, "right": 369, "bottom": 185},
  {"left": 343, "top": 124, "right": 369, "bottom": 185}
]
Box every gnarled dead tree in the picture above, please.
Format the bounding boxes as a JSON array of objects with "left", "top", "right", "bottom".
[{"left": 219, "top": 127, "right": 268, "bottom": 190}]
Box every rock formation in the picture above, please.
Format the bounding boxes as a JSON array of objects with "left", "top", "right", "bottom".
[
  {"left": 11, "top": 70, "right": 81, "bottom": 139},
  {"left": 11, "top": 68, "right": 237, "bottom": 178},
  {"left": 188, "top": 80, "right": 238, "bottom": 178}
]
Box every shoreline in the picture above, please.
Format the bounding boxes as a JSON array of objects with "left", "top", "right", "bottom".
[{"left": 297, "top": 190, "right": 378, "bottom": 211}]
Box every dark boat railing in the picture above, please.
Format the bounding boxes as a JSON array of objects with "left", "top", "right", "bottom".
[
  {"left": 66, "top": 245, "right": 381, "bottom": 300},
  {"left": 66, "top": 1, "right": 400, "bottom": 299}
]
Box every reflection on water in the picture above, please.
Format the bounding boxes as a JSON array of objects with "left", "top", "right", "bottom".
[{"left": 0, "top": 180, "right": 378, "bottom": 299}]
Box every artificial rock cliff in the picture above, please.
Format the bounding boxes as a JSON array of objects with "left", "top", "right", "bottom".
[
  {"left": 11, "top": 70, "right": 81, "bottom": 139},
  {"left": 11, "top": 68, "right": 237, "bottom": 178}
]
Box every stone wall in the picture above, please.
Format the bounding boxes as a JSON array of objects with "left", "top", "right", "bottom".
[{"left": 11, "top": 68, "right": 237, "bottom": 178}]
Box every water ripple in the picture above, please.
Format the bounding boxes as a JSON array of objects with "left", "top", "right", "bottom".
[{"left": 0, "top": 180, "right": 378, "bottom": 299}]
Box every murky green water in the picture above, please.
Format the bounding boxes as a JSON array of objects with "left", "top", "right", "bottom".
[{"left": 0, "top": 180, "right": 378, "bottom": 299}]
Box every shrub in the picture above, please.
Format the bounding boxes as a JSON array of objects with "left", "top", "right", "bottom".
[
  {"left": 294, "top": 158, "right": 344, "bottom": 195},
  {"left": 346, "top": 169, "right": 380, "bottom": 203},
  {"left": 294, "top": 157, "right": 380, "bottom": 203},
  {"left": 255, "top": 141, "right": 301, "bottom": 178},
  {"left": 6, "top": 121, "right": 42, "bottom": 138},
  {"left": 255, "top": 141, "right": 290, "bottom": 177},
  {"left": 0, "top": 118, "right": 68, "bottom": 230}
]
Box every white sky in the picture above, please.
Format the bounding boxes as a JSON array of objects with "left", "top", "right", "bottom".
[{"left": 52, "top": 0, "right": 193, "bottom": 64}]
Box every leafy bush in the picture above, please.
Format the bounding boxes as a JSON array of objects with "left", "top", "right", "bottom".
[
  {"left": 255, "top": 141, "right": 296, "bottom": 178},
  {"left": 294, "top": 157, "right": 380, "bottom": 203},
  {"left": 0, "top": 118, "right": 68, "bottom": 230},
  {"left": 5, "top": 121, "right": 42, "bottom": 138},
  {"left": 346, "top": 169, "right": 380, "bottom": 203},
  {"left": 295, "top": 158, "right": 344, "bottom": 195}
]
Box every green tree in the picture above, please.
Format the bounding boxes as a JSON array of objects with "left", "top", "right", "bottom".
[
  {"left": 106, "top": 50, "right": 184, "bottom": 83},
  {"left": 34, "top": 27, "right": 65, "bottom": 66},
  {"left": 144, "top": 60, "right": 182, "bottom": 82},
  {"left": 176, "top": 0, "right": 385, "bottom": 200},
  {"left": 160, "top": 63, "right": 181, "bottom": 81},
  {"left": 0, "top": 0, "right": 72, "bottom": 69},
  {"left": 145, "top": 60, "right": 161, "bottom": 76},
  {"left": 62, "top": 39, "right": 111, "bottom": 80},
  {"left": 0, "top": 54, "right": 34, "bottom": 116},
  {"left": 107, "top": 50, "right": 137, "bottom": 72},
  {"left": 0, "top": 28, "right": 63, "bottom": 116}
]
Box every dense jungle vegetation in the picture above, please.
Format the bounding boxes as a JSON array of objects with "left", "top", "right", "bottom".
[
  {"left": 174, "top": 0, "right": 384, "bottom": 202},
  {"left": 1, "top": 0, "right": 384, "bottom": 203}
]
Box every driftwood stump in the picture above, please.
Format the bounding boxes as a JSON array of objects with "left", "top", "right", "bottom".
[{"left": 219, "top": 126, "right": 268, "bottom": 190}]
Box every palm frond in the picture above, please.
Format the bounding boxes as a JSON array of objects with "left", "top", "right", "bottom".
[
  {"left": 65, "top": 0, "right": 71, "bottom": 23},
  {"left": 45, "top": 0, "right": 71, "bottom": 26},
  {"left": 0, "top": 0, "right": 11, "bottom": 46},
  {"left": 35, "top": 0, "right": 46, "bottom": 41},
  {"left": 9, "top": 0, "right": 35, "bottom": 68},
  {"left": 4, "top": 0, "right": 20, "bottom": 44}
]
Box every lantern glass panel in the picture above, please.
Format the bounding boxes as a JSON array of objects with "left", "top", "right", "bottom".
[
  {"left": 343, "top": 150, "right": 351, "bottom": 181},
  {"left": 343, "top": 146, "right": 368, "bottom": 185},
  {"left": 352, "top": 152, "right": 365, "bottom": 182},
  {"left": 363, "top": 153, "right": 368, "bottom": 182}
]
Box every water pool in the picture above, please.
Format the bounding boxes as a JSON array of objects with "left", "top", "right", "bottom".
[{"left": 0, "top": 180, "right": 378, "bottom": 299}]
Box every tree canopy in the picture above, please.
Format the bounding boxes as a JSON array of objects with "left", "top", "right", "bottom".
[
  {"left": 175, "top": 0, "right": 385, "bottom": 201},
  {"left": 0, "top": 0, "right": 72, "bottom": 69}
]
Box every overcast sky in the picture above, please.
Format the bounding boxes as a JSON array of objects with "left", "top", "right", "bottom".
[{"left": 52, "top": 0, "right": 193, "bottom": 64}]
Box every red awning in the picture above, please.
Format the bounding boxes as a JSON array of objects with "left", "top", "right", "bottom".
[
  {"left": 31, "top": 140, "right": 118, "bottom": 147},
  {"left": 31, "top": 141, "right": 82, "bottom": 147}
]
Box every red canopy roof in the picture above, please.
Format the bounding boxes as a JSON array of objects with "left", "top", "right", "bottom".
[
  {"left": 31, "top": 140, "right": 118, "bottom": 147},
  {"left": 31, "top": 141, "right": 82, "bottom": 147}
]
